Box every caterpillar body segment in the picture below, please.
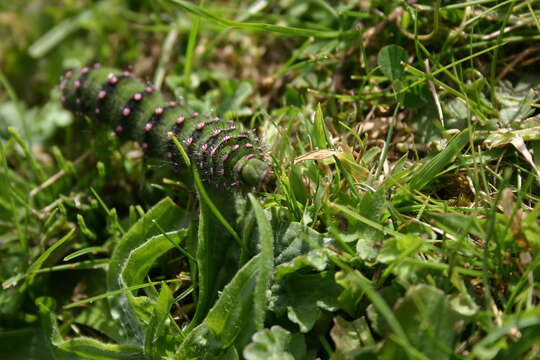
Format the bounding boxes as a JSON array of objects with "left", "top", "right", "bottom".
[{"left": 60, "top": 65, "right": 272, "bottom": 188}]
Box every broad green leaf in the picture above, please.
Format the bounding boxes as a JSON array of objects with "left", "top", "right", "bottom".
[
  {"left": 496, "top": 81, "right": 537, "bottom": 127},
  {"left": 331, "top": 188, "right": 387, "bottom": 261},
  {"left": 248, "top": 194, "right": 274, "bottom": 331},
  {"left": 273, "top": 221, "right": 327, "bottom": 267},
  {"left": 204, "top": 255, "right": 260, "bottom": 344},
  {"left": 107, "top": 197, "right": 189, "bottom": 344},
  {"left": 243, "top": 326, "right": 307, "bottom": 360},
  {"left": 271, "top": 271, "right": 340, "bottom": 332},
  {"left": 175, "top": 197, "right": 274, "bottom": 356},
  {"left": 275, "top": 248, "right": 328, "bottom": 280},
  {"left": 36, "top": 297, "right": 145, "bottom": 360},
  {"left": 335, "top": 269, "right": 409, "bottom": 346},
  {"left": 377, "top": 45, "right": 407, "bottom": 81},
  {"left": 380, "top": 285, "right": 453, "bottom": 360},
  {"left": 177, "top": 254, "right": 262, "bottom": 358},
  {"left": 187, "top": 189, "right": 239, "bottom": 331},
  {"left": 75, "top": 300, "right": 126, "bottom": 344}
]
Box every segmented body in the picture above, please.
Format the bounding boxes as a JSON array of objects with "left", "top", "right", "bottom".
[{"left": 59, "top": 64, "right": 272, "bottom": 188}]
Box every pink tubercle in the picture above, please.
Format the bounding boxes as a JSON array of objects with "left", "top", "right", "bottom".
[
  {"left": 246, "top": 154, "right": 255, "bottom": 159},
  {"left": 167, "top": 152, "right": 173, "bottom": 159},
  {"left": 245, "top": 143, "right": 253, "bottom": 149},
  {"left": 168, "top": 101, "right": 177, "bottom": 106},
  {"left": 211, "top": 129, "right": 221, "bottom": 137},
  {"left": 200, "top": 144, "right": 208, "bottom": 152},
  {"left": 74, "top": 80, "right": 81, "bottom": 88},
  {"left": 221, "top": 154, "right": 229, "bottom": 162},
  {"left": 95, "top": 108, "right": 100, "bottom": 114},
  {"left": 218, "top": 169, "right": 225, "bottom": 176},
  {"left": 144, "top": 123, "right": 153, "bottom": 131},
  {"left": 213, "top": 117, "right": 220, "bottom": 122},
  {"left": 108, "top": 75, "right": 118, "bottom": 84},
  {"left": 199, "top": 162, "right": 205, "bottom": 169},
  {"left": 210, "top": 148, "right": 217, "bottom": 157},
  {"left": 196, "top": 122, "right": 205, "bottom": 130},
  {"left": 75, "top": 98, "right": 81, "bottom": 104},
  {"left": 123, "top": 71, "right": 132, "bottom": 77},
  {"left": 65, "top": 71, "right": 73, "bottom": 78},
  {"left": 192, "top": 112, "right": 199, "bottom": 117},
  {"left": 133, "top": 93, "right": 142, "bottom": 101},
  {"left": 93, "top": 63, "right": 101, "bottom": 68},
  {"left": 116, "top": 125, "right": 124, "bottom": 133},
  {"left": 222, "top": 136, "right": 231, "bottom": 142},
  {"left": 98, "top": 90, "right": 107, "bottom": 99},
  {"left": 59, "top": 82, "right": 66, "bottom": 91},
  {"left": 81, "top": 67, "right": 89, "bottom": 74},
  {"left": 145, "top": 86, "right": 153, "bottom": 93},
  {"left": 234, "top": 164, "right": 243, "bottom": 173},
  {"left": 176, "top": 116, "right": 185, "bottom": 124},
  {"left": 142, "top": 143, "right": 148, "bottom": 149},
  {"left": 231, "top": 181, "right": 240, "bottom": 187},
  {"left": 154, "top": 107, "right": 164, "bottom": 115},
  {"left": 231, "top": 144, "right": 240, "bottom": 152},
  {"left": 122, "top": 107, "right": 131, "bottom": 116},
  {"left": 184, "top": 137, "right": 193, "bottom": 146}
]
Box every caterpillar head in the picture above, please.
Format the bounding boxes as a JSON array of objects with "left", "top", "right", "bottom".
[{"left": 239, "top": 157, "right": 273, "bottom": 187}]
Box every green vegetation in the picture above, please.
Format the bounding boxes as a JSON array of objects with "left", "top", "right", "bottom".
[{"left": 1, "top": 1, "right": 540, "bottom": 359}]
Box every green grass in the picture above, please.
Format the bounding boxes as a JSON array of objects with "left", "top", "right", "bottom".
[{"left": 1, "top": 0, "right": 540, "bottom": 359}]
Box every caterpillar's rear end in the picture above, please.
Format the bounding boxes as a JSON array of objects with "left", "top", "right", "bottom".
[{"left": 59, "top": 64, "right": 273, "bottom": 189}]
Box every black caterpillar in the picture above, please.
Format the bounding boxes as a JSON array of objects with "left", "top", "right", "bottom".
[{"left": 59, "top": 64, "right": 272, "bottom": 189}]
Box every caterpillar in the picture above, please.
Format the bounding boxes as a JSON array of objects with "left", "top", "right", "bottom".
[{"left": 59, "top": 64, "right": 272, "bottom": 189}]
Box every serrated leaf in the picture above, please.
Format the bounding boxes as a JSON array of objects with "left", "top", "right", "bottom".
[
  {"left": 271, "top": 271, "right": 340, "bottom": 332},
  {"left": 273, "top": 221, "right": 328, "bottom": 267},
  {"left": 275, "top": 248, "right": 328, "bottom": 280},
  {"left": 243, "top": 326, "right": 307, "bottom": 360}
]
